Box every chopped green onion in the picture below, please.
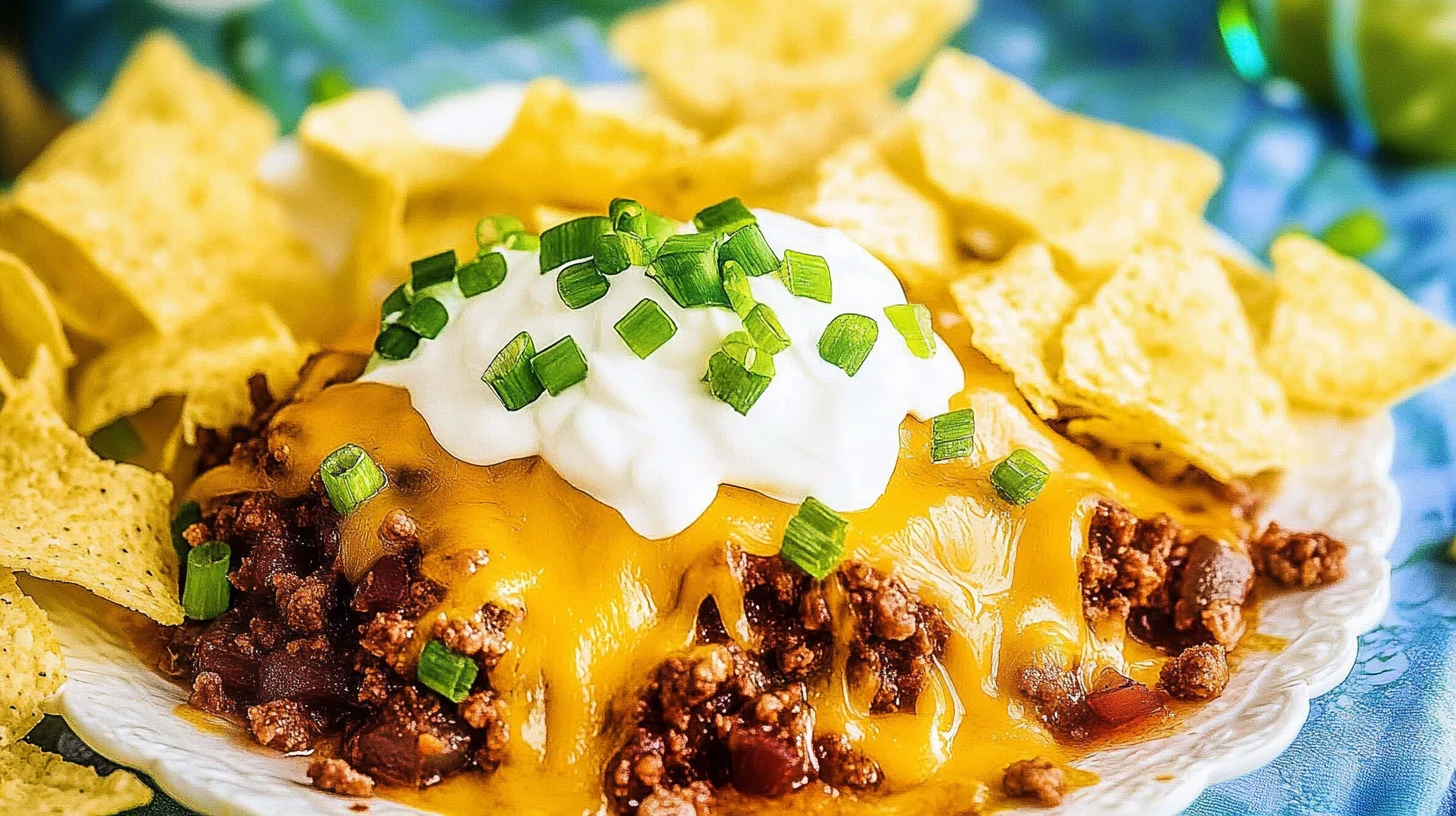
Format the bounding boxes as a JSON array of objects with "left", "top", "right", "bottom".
[
  {"left": 642, "top": 209, "right": 680, "bottom": 246},
  {"left": 720, "top": 330, "right": 774, "bottom": 374},
  {"left": 540, "top": 216, "right": 612, "bottom": 273},
  {"left": 381, "top": 283, "right": 411, "bottom": 319},
  {"left": 817, "top": 314, "right": 877, "bottom": 376},
  {"left": 722, "top": 260, "right": 755, "bottom": 317},
  {"left": 720, "top": 224, "right": 780, "bottom": 277},
  {"left": 309, "top": 66, "right": 353, "bottom": 104},
  {"left": 930, "top": 409, "right": 975, "bottom": 463},
  {"left": 417, "top": 640, "right": 478, "bottom": 703},
  {"left": 659, "top": 233, "right": 720, "bottom": 255},
  {"left": 482, "top": 331, "right": 544, "bottom": 411},
  {"left": 594, "top": 232, "right": 651, "bottom": 275},
  {"left": 320, "top": 443, "right": 388, "bottom": 515},
  {"left": 615, "top": 299, "right": 678, "bottom": 359},
  {"left": 705, "top": 345, "right": 773, "bottom": 415},
  {"left": 476, "top": 214, "right": 526, "bottom": 249},
  {"left": 1321, "top": 208, "right": 1386, "bottom": 257},
  {"left": 374, "top": 324, "right": 421, "bottom": 360},
  {"left": 780, "top": 497, "right": 848, "bottom": 580},
  {"left": 883, "top": 303, "right": 936, "bottom": 359},
  {"left": 779, "top": 250, "right": 832, "bottom": 303},
  {"left": 88, "top": 418, "right": 143, "bottom": 462},
  {"left": 458, "top": 252, "right": 508, "bottom": 297},
  {"left": 744, "top": 303, "right": 791, "bottom": 355},
  {"left": 170, "top": 500, "right": 202, "bottom": 568},
  {"left": 651, "top": 239, "right": 729, "bottom": 309},
  {"left": 991, "top": 449, "right": 1051, "bottom": 506},
  {"left": 530, "top": 336, "right": 589, "bottom": 396},
  {"left": 411, "top": 250, "right": 457, "bottom": 291},
  {"left": 182, "top": 541, "right": 231, "bottom": 621},
  {"left": 397, "top": 296, "right": 448, "bottom": 339},
  {"left": 610, "top": 197, "right": 645, "bottom": 235},
  {"left": 557, "top": 259, "right": 611, "bottom": 309},
  {"left": 693, "top": 197, "right": 757, "bottom": 234},
  {"left": 503, "top": 231, "right": 539, "bottom": 251}
]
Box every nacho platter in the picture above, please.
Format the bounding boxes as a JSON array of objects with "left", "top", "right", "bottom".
[{"left": 0, "top": 2, "right": 1446, "bottom": 814}]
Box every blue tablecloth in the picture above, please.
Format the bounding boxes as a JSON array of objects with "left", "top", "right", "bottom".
[{"left": 18, "top": 1, "right": 1456, "bottom": 814}]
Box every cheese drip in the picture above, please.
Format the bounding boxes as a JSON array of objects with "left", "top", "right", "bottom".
[{"left": 189, "top": 323, "right": 1246, "bottom": 815}]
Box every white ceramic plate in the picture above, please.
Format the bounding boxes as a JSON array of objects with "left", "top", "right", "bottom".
[{"left": 35, "top": 411, "right": 1396, "bottom": 816}]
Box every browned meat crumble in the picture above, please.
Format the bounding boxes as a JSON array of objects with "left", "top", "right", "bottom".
[
  {"left": 1158, "top": 644, "right": 1230, "bottom": 701},
  {"left": 1002, "top": 757, "right": 1068, "bottom": 806},
  {"left": 308, "top": 757, "right": 376, "bottom": 797},
  {"left": 1251, "top": 523, "right": 1349, "bottom": 587},
  {"left": 842, "top": 561, "right": 952, "bottom": 713}
]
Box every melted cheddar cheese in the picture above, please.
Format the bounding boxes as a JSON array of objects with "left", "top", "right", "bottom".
[{"left": 188, "top": 318, "right": 1247, "bottom": 815}]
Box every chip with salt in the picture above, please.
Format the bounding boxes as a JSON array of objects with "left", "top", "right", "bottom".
[
  {"left": 73, "top": 302, "right": 311, "bottom": 445},
  {"left": 951, "top": 243, "right": 1081, "bottom": 419},
  {"left": 1057, "top": 246, "right": 1295, "bottom": 481},
  {"left": 298, "top": 89, "right": 479, "bottom": 194},
  {"left": 0, "top": 376, "right": 182, "bottom": 624},
  {"left": 610, "top": 0, "right": 974, "bottom": 127},
  {"left": 1262, "top": 233, "right": 1456, "bottom": 414},
  {"left": 786, "top": 139, "right": 955, "bottom": 298},
  {"left": 0, "top": 250, "right": 72, "bottom": 395},
  {"left": 0, "top": 568, "right": 65, "bottom": 747},
  {"left": 0, "top": 740, "right": 151, "bottom": 815},
  {"left": 906, "top": 50, "right": 1222, "bottom": 274},
  {"left": 1, "top": 36, "right": 330, "bottom": 342}
]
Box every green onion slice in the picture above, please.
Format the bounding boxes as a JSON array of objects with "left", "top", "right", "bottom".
[
  {"left": 743, "top": 303, "right": 791, "bottom": 355},
  {"left": 530, "top": 336, "right": 589, "bottom": 396},
  {"left": 693, "top": 197, "right": 757, "bottom": 234},
  {"left": 309, "top": 66, "right": 353, "bottom": 104},
  {"left": 818, "top": 313, "right": 878, "bottom": 376},
  {"left": 557, "top": 260, "right": 611, "bottom": 309},
  {"left": 780, "top": 497, "right": 849, "bottom": 580},
  {"left": 411, "top": 249, "right": 457, "bottom": 291},
  {"left": 320, "top": 443, "right": 388, "bottom": 515},
  {"left": 779, "top": 250, "right": 832, "bottom": 303},
  {"left": 482, "top": 331, "right": 544, "bottom": 411},
  {"left": 476, "top": 214, "right": 527, "bottom": 250},
  {"left": 381, "top": 282, "right": 411, "bottom": 319},
  {"left": 705, "top": 346, "right": 773, "bottom": 415},
  {"left": 991, "top": 449, "right": 1051, "bottom": 506},
  {"left": 182, "top": 540, "right": 231, "bottom": 620},
  {"left": 417, "top": 640, "right": 478, "bottom": 703},
  {"left": 720, "top": 330, "right": 774, "bottom": 375},
  {"left": 659, "top": 233, "right": 720, "bottom": 255},
  {"left": 540, "top": 216, "right": 612, "bottom": 273},
  {"left": 720, "top": 224, "right": 780, "bottom": 277},
  {"left": 722, "top": 260, "right": 755, "bottom": 317},
  {"left": 458, "top": 252, "right": 508, "bottom": 297},
  {"left": 374, "top": 324, "right": 421, "bottom": 360},
  {"left": 651, "top": 239, "right": 729, "bottom": 309},
  {"left": 397, "top": 296, "right": 448, "bottom": 339},
  {"left": 930, "top": 409, "right": 975, "bottom": 463},
  {"left": 1321, "top": 207, "right": 1386, "bottom": 257},
  {"left": 170, "top": 500, "right": 202, "bottom": 568},
  {"left": 88, "top": 418, "right": 142, "bottom": 462},
  {"left": 883, "top": 303, "right": 936, "bottom": 359},
  {"left": 609, "top": 198, "right": 645, "bottom": 235},
  {"left": 503, "top": 231, "right": 539, "bottom": 251},
  {"left": 615, "top": 299, "right": 678, "bottom": 359},
  {"left": 642, "top": 209, "right": 680, "bottom": 246},
  {"left": 594, "top": 232, "right": 651, "bottom": 275}
]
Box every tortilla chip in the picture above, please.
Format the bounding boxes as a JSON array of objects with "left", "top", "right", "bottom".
[
  {"left": 610, "top": 0, "right": 974, "bottom": 127},
  {"left": 1058, "top": 246, "right": 1294, "bottom": 480},
  {"left": 906, "top": 50, "right": 1222, "bottom": 273},
  {"left": 476, "top": 78, "right": 702, "bottom": 211},
  {"left": 74, "top": 303, "right": 310, "bottom": 445},
  {"left": 0, "top": 376, "right": 182, "bottom": 624},
  {"left": 298, "top": 89, "right": 479, "bottom": 194},
  {"left": 1262, "top": 233, "right": 1456, "bottom": 414},
  {"left": 951, "top": 244, "right": 1080, "bottom": 419},
  {"left": 0, "top": 741, "right": 152, "bottom": 815},
  {"left": 0, "top": 250, "right": 72, "bottom": 387},
  {"left": 0, "top": 569, "right": 65, "bottom": 746},
  {"left": 2, "top": 37, "right": 330, "bottom": 342}
]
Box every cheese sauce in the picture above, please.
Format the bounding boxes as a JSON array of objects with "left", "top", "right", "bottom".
[{"left": 189, "top": 310, "right": 1247, "bottom": 814}]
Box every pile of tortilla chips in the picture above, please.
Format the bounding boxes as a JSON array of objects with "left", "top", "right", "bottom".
[{"left": 2, "top": 0, "right": 1456, "bottom": 808}]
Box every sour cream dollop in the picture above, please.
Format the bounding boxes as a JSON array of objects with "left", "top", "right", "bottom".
[{"left": 362, "top": 211, "right": 964, "bottom": 538}]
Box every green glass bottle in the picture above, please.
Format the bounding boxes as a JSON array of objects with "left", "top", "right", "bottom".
[{"left": 1219, "top": 0, "right": 1456, "bottom": 161}]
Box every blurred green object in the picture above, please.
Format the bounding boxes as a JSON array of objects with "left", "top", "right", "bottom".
[
  {"left": 1321, "top": 207, "right": 1388, "bottom": 257},
  {"left": 1218, "top": 0, "right": 1456, "bottom": 161}
]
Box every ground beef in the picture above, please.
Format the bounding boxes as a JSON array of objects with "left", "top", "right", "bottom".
[
  {"left": 1081, "top": 502, "right": 1181, "bottom": 625},
  {"left": 637, "top": 782, "right": 713, "bottom": 816},
  {"left": 247, "top": 699, "right": 316, "bottom": 752},
  {"left": 360, "top": 612, "right": 418, "bottom": 675},
  {"left": 1016, "top": 662, "right": 1094, "bottom": 739},
  {"left": 734, "top": 554, "right": 833, "bottom": 679},
  {"left": 1002, "top": 757, "right": 1067, "bottom": 806},
  {"left": 842, "top": 562, "right": 951, "bottom": 713},
  {"left": 1158, "top": 644, "right": 1230, "bottom": 701},
  {"left": 308, "top": 757, "right": 376, "bottom": 797},
  {"left": 814, "top": 734, "right": 882, "bottom": 791},
  {"left": 1251, "top": 523, "right": 1348, "bottom": 587},
  {"left": 459, "top": 689, "right": 510, "bottom": 770},
  {"left": 343, "top": 686, "right": 474, "bottom": 788},
  {"left": 433, "top": 603, "right": 516, "bottom": 667},
  {"left": 1172, "top": 537, "right": 1254, "bottom": 647}
]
